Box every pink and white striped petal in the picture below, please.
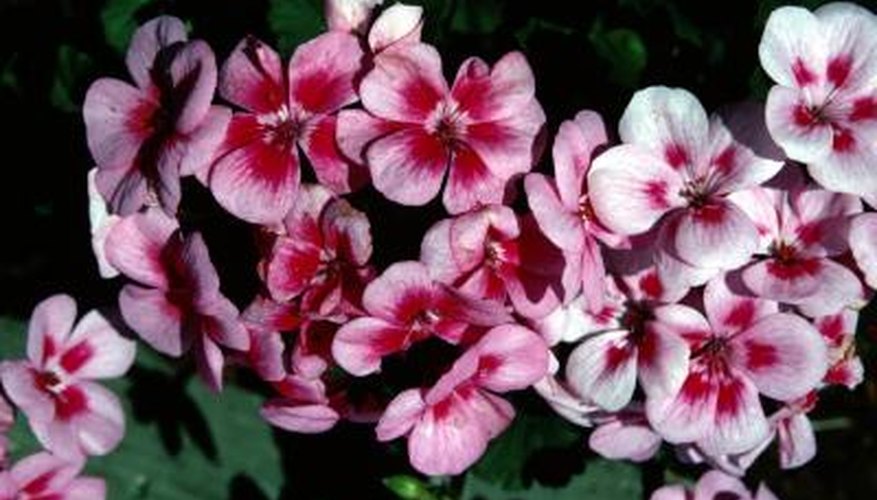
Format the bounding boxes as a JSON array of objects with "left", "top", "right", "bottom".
[
  {"left": 219, "top": 36, "right": 285, "bottom": 114},
  {"left": 288, "top": 32, "right": 364, "bottom": 115},
  {"left": 359, "top": 43, "right": 447, "bottom": 123},
  {"left": 366, "top": 128, "right": 447, "bottom": 206}
]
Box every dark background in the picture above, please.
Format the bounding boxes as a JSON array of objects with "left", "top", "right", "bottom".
[{"left": 1, "top": 0, "right": 876, "bottom": 498}]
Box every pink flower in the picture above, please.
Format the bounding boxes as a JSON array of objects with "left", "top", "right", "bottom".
[
  {"left": 0, "top": 295, "right": 135, "bottom": 459},
  {"left": 646, "top": 274, "right": 827, "bottom": 456},
  {"left": 589, "top": 405, "right": 663, "bottom": 463},
  {"left": 729, "top": 170, "right": 864, "bottom": 316},
  {"left": 0, "top": 452, "right": 106, "bottom": 499},
  {"left": 759, "top": 2, "right": 877, "bottom": 197},
  {"left": 525, "top": 110, "right": 622, "bottom": 312},
  {"left": 562, "top": 277, "right": 691, "bottom": 412},
  {"left": 83, "top": 16, "right": 230, "bottom": 216},
  {"left": 337, "top": 43, "right": 545, "bottom": 213},
  {"left": 588, "top": 87, "right": 783, "bottom": 278},
  {"left": 814, "top": 310, "right": 863, "bottom": 389},
  {"left": 651, "top": 470, "right": 778, "bottom": 500},
  {"left": 261, "top": 184, "right": 374, "bottom": 317},
  {"left": 105, "top": 209, "right": 250, "bottom": 391},
  {"left": 420, "top": 205, "right": 571, "bottom": 319},
  {"left": 375, "top": 324, "right": 549, "bottom": 475},
  {"left": 331, "top": 261, "right": 511, "bottom": 376},
  {"left": 203, "top": 32, "right": 365, "bottom": 224}
]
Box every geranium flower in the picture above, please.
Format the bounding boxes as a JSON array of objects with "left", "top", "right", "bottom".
[
  {"left": 759, "top": 2, "right": 877, "bottom": 197},
  {"left": 105, "top": 209, "right": 249, "bottom": 391},
  {"left": 588, "top": 87, "right": 783, "bottom": 279},
  {"left": 331, "top": 261, "right": 511, "bottom": 376},
  {"left": 646, "top": 274, "right": 827, "bottom": 455},
  {"left": 420, "top": 205, "right": 570, "bottom": 319},
  {"left": 203, "top": 32, "right": 364, "bottom": 224},
  {"left": 375, "top": 324, "right": 549, "bottom": 475},
  {"left": 0, "top": 452, "right": 105, "bottom": 499},
  {"left": 0, "top": 295, "right": 135, "bottom": 459},
  {"left": 83, "top": 16, "right": 230, "bottom": 215},
  {"left": 337, "top": 43, "right": 545, "bottom": 213}
]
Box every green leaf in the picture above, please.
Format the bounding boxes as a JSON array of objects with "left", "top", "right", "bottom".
[
  {"left": 101, "top": 0, "right": 155, "bottom": 54},
  {"left": 384, "top": 474, "right": 438, "bottom": 500},
  {"left": 589, "top": 20, "right": 648, "bottom": 88},
  {"left": 49, "top": 45, "right": 94, "bottom": 113},
  {"left": 268, "top": 0, "right": 325, "bottom": 54},
  {"left": 470, "top": 414, "right": 580, "bottom": 490},
  {"left": 463, "top": 458, "right": 642, "bottom": 500},
  {"left": 2, "top": 315, "right": 283, "bottom": 499}
]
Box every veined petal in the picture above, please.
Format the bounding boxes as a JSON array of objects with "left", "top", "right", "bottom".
[
  {"left": 697, "top": 370, "right": 770, "bottom": 456},
  {"left": 126, "top": 16, "right": 187, "bottom": 90},
  {"left": 336, "top": 109, "right": 403, "bottom": 165},
  {"left": 367, "top": 128, "right": 447, "bottom": 206},
  {"left": 703, "top": 273, "right": 778, "bottom": 336},
  {"left": 359, "top": 43, "right": 447, "bottom": 123},
  {"left": 27, "top": 294, "right": 77, "bottom": 367},
  {"left": 443, "top": 146, "right": 507, "bottom": 215},
  {"left": 668, "top": 201, "right": 758, "bottom": 270},
  {"left": 524, "top": 173, "right": 584, "bottom": 252},
  {"left": 470, "top": 324, "right": 549, "bottom": 393},
  {"left": 332, "top": 318, "right": 409, "bottom": 376},
  {"left": 450, "top": 52, "right": 536, "bottom": 123},
  {"left": 104, "top": 209, "right": 178, "bottom": 288},
  {"left": 758, "top": 6, "right": 825, "bottom": 88},
  {"left": 565, "top": 330, "right": 637, "bottom": 411},
  {"left": 815, "top": 2, "right": 877, "bottom": 93},
  {"left": 850, "top": 213, "right": 877, "bottom": 289},
  {"left": 646, "top": 362, "right": 717, "bottom": 444},
  {"left": 807, "top": 126, "right": 877, "bottom": 197},
  {"left": 638, "top": 323, "right": 691, "bottom": 399},
  {"left": 301, "top": 114, "right": 367, "bottom": 193},
  {"left": 376, "top": 388, "right": 426, "bottom": 441},
  {"left": 208, "top": 114, "right": 300, "bottom": 224},
  {"left": 553, "top": 110, "right": 609, "bottom": 209},
  {"left": 731, "top": 313, "right": 828, "bottom": 402},
  {"left": 288, "top": 32, "right": 364, "bottom": 115},
  {"left": 368, "top": 4, "right": 423, "bottom": 53},
  {"left": 167, "top": 40, "right": 218, "bottom": 134},
  {"left": 618, "top": 86, "right": 710, "bottom": 171},
  {"left": 61, "top": 310, "right": 136, "bottom": 379},
  {"left": 589, "top": 418, "right": 662, "bottom": 462},
  {"left": 588, "top": 145, "right": 685, "bottom": 235},
  {"left": 83, "top": 78, "right": 152, "bottom": 171},
  {"left": 219, "top": 36, "right": 285, "bottom": 113},
  {"left": 764, "top": 86, "right": 833, "bottom": 163},
  {"left": 777, "top": 412, "right": 816, "bottom": 469},
  {"left": 119, "top": 285, "right": 184, "bottom": 356},
  {"left": 463, "top": 98, "right": 545, "bottom": 179}
]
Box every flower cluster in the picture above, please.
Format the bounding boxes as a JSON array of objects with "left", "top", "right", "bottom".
[{"left": 1, "top": 0, "right": 874, "bottom": 496}]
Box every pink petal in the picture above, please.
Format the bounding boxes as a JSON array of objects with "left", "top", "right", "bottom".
[
  {"left": 638, "top": 322, "right": 691, "bottom": 400},
  {"left": 366, "top": 128, "right": 447, "bottom": 206},
  {"left": 368, "top": 4, "right": 423, "bottom": 53},
  {"left": 451, "top": 52, "right": 536, "bottom": 123},
  {"left": 219, "top": 36, "right": 285, "bottom": 113},
  {"left": 764, "top": 86, "right": 833, "bottom": 163},
  {"left": 646, "top": 363, "right": 717, "bottom": 444},
  {"left": 742, "top": 257, "right": 858, "bottom": 309},
  {"left": 27, "top": 294, "right": 77, "bottom": 367},
  {"left": 246, "top": 329, "right": 285, "bottom": 382},
  {"left": 208, "top": 114, "right": 300, "bottom": 224},
  {"left": 261, "top": 401, "right": 340, "bottom": 433},
  {"left": 703, "top": 273, "right": 778, "bottom": 335},
  {"left": 119, "top": 285, "right": 184, "bottom": 356},
  {"left": 694, "top": 470, "right": 755, "bottom": 500},
  {"left": 301, "top": 114, "right": 367, "bottom": 193},
  {"left": 104, "top": 209, "right": 178, "bottom": 288},
  {"left": 194, "top": 336, "right": 225, "bottom": 392},
  {"left": 71, "top": 381, "right": 126, "bottom": 456},
  {"left": 462, "top": 98, "right": 546, "bottom": 179},
  {"left": 264, "top": 235, "right": 322, "bottom": 303},
  {"left": 10, "top": 452, "right": 83, "bottom": 495},
  {"left": 361, "top": 260, "right": 433, "bottom": 320},
  {"left": 66, "top": 478, "right": 107, "bottom": 500},
  {"left": 62, "top": 310, "right": 136, "bottom": 379},
  {"left": 697, "top": 371, "right": 770, "bottom": 455},
  {"left": 588, "top": 144, "right": 685, "bottom": 235},
  {"left": 706, "top": 112, "right": 784, "bottom": 195},
  {"left": 332, "top": 318, "right": 409, "bottom": 376},
  {"left": 532, "top": 375, "right": 601, "bottom": 427},
  {"left": 650, "top": 485, "right": 688, "bottom": 500},
  {"left": 758, "top": 6, "right": 825, "bottom": 88},
  {"left": 470, "top": 324, "right": 549, "bottom": 393},
  {"left": 83, "top": 78, "right": 151, "bottom": 171},
  {"left": 166, "top": 40, "right": 218, "bottom": 134},
  {"left": 335, "top": 109, "right": 402, "bottom": 165},
  {"left": 807, "top": 125, "right": 877, "bottom": 197},
  {"left": 777, "top": 412, "right": 816, "bottom": 469},
  {"left": 0, "top": 362, "right": 54, "bottom": 423},
  {"left": 87, "top": 168, "right": 121, "bottom": 279},
  {"left": 589, "top": 418, "right": 662, "bottom": 462},
  {"left": 360, "top": 42, "right": 447, "bottom": 123},
  {"left": 420, "top": 219, "right": 462, "bottom": 284},
  {"left": 524, "top": 173, "right": 584, "bottom": 252},
  {"left": 376, "top": 388, "right": 426, "bottom": 441},
  {"left": 794, "top": 261, "right": 865, "bottom": 317},
  {"left": 442, "top": 145, "right": 506, "bottom": 214},
  {"left": 815, "top": 2, "right": 877, "bottom": 92},
  {"left": 180, "top": 105, "right": 232, "bottom": 178},
  {"left": 667, "top": 201, "right": 758, "bottom": 270},
  {"left": 731, "top": 313, "right": 828, "bottom": 401},
  {"left": 553, "top": 110, "right": 609, "bottom": 208},
  {"left": 288, "top": 32, "right": 363, "bottom": 114},
  {"left": 322, "top": 198, "right": 373, "bottom": 266},
  {"left": 850, "top": 213, "right": 877, "bottom": 288},
  {"left": 618, "top": 86, "right": 710, "bottom": 170},
  {"left": 126, "top": 16, "right": 187, "bottom": 90},
  {"left": 325, "top": 0, "right": 381, "bottom": 34},
  {"left": 565, "top": 330, "right": 637, "bottom": 411}
]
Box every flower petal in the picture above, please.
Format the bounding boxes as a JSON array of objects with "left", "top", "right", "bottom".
[
  {"left": 367, "top": 128, "right": 447, "bottom": 206},
  {"left": 359, "top": 43, "right": 447, "bottom": 123},
  {"left": 443, "top": 145, "right": 506, "bottom": 215},
  {"left": 368, "top": 4, "right": 423, "bottom": 53},
  {"left": 758, "top": 6, "right": 825, "bottom": 88},
  {"left": 27, "top": 294, "right": 77, "bottom": 367},
  {"left": 288, "top": 32, "right": 364, "bottom": 115},
  {"left": 566, "top": 330, "right": 637, "bottom": 411},
  {"left": 126, "top": 16, "right": 187, "bottom": 90},
  {"left": 62, "top": 310, "right": 136, "bottom": 379},
  {"left": 332, "top": 318, "right": 409, "bottom": 376},
  {"left": 850, "top": 213, "right": 877, "bottom": 289},
  {"left": 261, "top": 401, "right": 340, "bottom": 434},
  {"left": 219, "top": 36, "right": 285, "bottom": 113},
  {"left": 83, "top": 78, "right": 151, "bottom": 171},
  {"left": 376, "top": 388, "right": 426, "bottom": 441},
  {"left": 470, "top": 324, "right": 550, "bottom": 393},
  {"left": 667, "top": 201, "right": 758, "bottom": 270},
  {"left": 764, "top": 86, "right": 833, "bottom": 163},
  {"left": 301, "top": 114, "right": 367, "bottom": 193},
  {"left": 119, "top": 285, "right": 184, "bottom": 356},
  {"left": 553, "top": 110, "right": 608, "bottom": 208},
  {"left": 104, "top": 209, "right": 178, "bottom": 288}
]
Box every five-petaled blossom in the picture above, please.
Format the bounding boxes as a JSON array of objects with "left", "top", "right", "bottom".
[
  {"left": 83, "top": 16, "right": 229, "bottom": 216},
  {"left": 589, "top": 87, "right": 783, "bottom": 284},
  {"left": 0, "top": 295, "right": 136, "bottom": 459},
  {"left": 337, "top": 43, "right": 545, "bottom": 213},
  {"left": 104, "top": 209, "right": 250, "bottom": 391},
  {"left": 376, "top": 324, "right": 549, "bottom": 475},
  {"left": 759, "top": 2, "right": 877, "bottom": 198},
  {"left": 203, "top": 32, "right": 364, "bottom": 224}
]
